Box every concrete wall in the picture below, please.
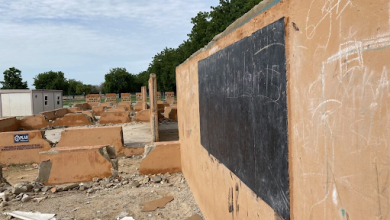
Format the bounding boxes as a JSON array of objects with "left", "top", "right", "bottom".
[
  {"left": 176, "top": 0, "right": 390, "bottom": 219},
  {"left": 0, "top": 130, "right": 51, "bottom": 165},
  {"left": 139, "top": 141, "right": 181, "bottom": 175},
  {"left": 38, "top": 145, "right": 116, "bottom": 185},
  {"left": 56, "top": 126, "right": 125, "bottom": 156},
  {"left": 32, "top": 92, "right": 44, "bottom": 115},
  {"left": 0, "top": 117, "right": 20, "bottom": 132},
  {"left": 100, "top": 112, "right": 131, "bottom": 124}
]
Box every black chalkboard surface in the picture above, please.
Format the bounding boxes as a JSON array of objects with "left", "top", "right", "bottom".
[{"left": 198, "top": 18, "right": 289, "bottom": 219}]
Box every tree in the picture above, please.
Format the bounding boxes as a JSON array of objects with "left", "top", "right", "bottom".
[
  {"left": 67, "top": 79, "right": 83, "bottom": 95},
  {"left": 33, "top": 71, "right": 68, "bottom": 93},
  {"left": 139, "top": 0, "right": 263, "bottom": 91},
  {"left": 0, "top": 67, "right": 28, "bottom": 89},
  {"left": 103, "top": 68, "right": 139, "bottom": 93}
]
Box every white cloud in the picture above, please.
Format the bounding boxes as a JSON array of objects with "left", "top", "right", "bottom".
[{"left": 0, "top": 0, "right": 219, "bottom": 88}]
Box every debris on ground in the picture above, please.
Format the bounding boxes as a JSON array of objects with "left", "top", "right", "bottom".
[
  {"left": 4, "top": 211, "right": 56, "bottom": 220},
  {"left": 141, "top": 196, "right": 174, "bottom": 212}
]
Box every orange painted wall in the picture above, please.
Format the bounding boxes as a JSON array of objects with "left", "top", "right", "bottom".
[
  {"left": 0, "top": 130, "right": 51, "bottom": 165},
  {"left": 56, "top": 126, "right": 125, "bottom": 156},
  {"left": 100, "top": 112, "right": 131, "bottom": 124},
  {"left": 52, "top": 114, "right": 92, "bottom": 127},
  {"left": 0, "top": 117, "right": 20, "bottom": 132},
  {"left": 177, "top": 0, "right": 390, "bottom": 219},
  {"left": 139, "top": 141, "right": 181, "bottom": 175},
  {"left": 135, "top": 109, "right": 150, "bottom": 122},
  {"left": 39, "top": 145, "right": 114, "bottom": 185}
]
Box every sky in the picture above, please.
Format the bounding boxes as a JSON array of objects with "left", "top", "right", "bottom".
[{"left": 0, "top": 0, "right": 220, "bottom": 88}]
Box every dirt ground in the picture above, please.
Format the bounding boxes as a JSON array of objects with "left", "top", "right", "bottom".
[
  {"left": 0, "top": 121, "right": 193, "bottom": 220},
  {"left": 1, "top": 157, "right": 201, "bottom": 220}
]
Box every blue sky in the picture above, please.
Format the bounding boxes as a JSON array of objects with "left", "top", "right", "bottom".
[{"left": 0, "top": 0, "right": 219, "bottom": 88}]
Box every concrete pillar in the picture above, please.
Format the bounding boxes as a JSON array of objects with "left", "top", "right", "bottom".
[
  {"left": 141, "top": 86, "right": 147, "bottom": 110},
  {"left": 148, "top": 74, "right": 159, "bottom": 142}
]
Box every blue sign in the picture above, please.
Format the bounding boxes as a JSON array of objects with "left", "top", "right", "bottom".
[{"left": 14, "top": 134, "right": 29, "bottom": 143}]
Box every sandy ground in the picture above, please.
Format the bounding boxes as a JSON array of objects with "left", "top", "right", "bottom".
[{"left": 1, "top": 158, "right": 201, "bottom": 220}]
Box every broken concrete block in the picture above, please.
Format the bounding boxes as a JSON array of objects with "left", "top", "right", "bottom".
[
  {"left": 57, "top": 183, "right": 79, "bottom": 191},
  {"left": 139, "top": 141, "right": 181, "bottom": 175},
  {"left": 37, "top": 145, "right": 118, "bottom": 185},
  {"left": 21, "top": 194, "right": 31, "bottom": 202},
  {"left": 12, "top": 183, "right": 32, "bottom": 194},
  {"left": 56, "top": 126, "right": 125, "bottom": 156},
  {"left": 141, "top": 196, "right": 174, "bottom": 212},
  {"left": 0, "top": 131, "right": 52, "bottom": 165}
]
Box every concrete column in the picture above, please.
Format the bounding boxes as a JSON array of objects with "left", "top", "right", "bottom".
[
  {"left": 148, "top": 74, "right": 159, "bottom": 142},
  {"left": 141, "top": 86, "right": 147, "bottom": 110}
]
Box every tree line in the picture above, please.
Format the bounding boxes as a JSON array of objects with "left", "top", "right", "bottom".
[
  {"left": 1, "top": 0, "right": 262, "bottom": 93},
  {"left": 0, "top": 67, "right": 141, "bottom": 95}
]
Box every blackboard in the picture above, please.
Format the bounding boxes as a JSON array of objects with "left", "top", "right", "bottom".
[{"left": 198, "top": 18, "right": 289, "bottom": 219}]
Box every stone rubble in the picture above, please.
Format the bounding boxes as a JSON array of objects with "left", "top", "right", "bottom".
[{"left": 0, "top": 172, "right": 186, "bottom": 206}]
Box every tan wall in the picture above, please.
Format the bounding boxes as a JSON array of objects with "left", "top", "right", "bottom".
[
  {"left": 40, "top": 110, "right": 56, "bottom": 121},
  {"left": 86, "top": 94, "right": 101, "bottom": 103},
  {"left": 100, "top": 112, "right": 131, "bottom": 124},
  {"left": 0, "top": 117, "right": 20, "bottom": 132},
  {"left": 56, "top": 108, "right": 68, "bottom": 118},
  {"left": 38, "top": 145, "right": 115, "bottom": 185},
  {"left": 0, "top": 130, "right": 51, "bottom": 165},
  {"left": 56, "top": 126, "right": 125, "bottom": 156},
  {"left": 164, "top": 107, "right": 177, "bottom": 120},
  {"left": 19, "top": 115, "right": 50, "bottom": 130},
  {"left": 122, "top": 147, "right": 145, "bottom": 157},
  {"left": 135, "top": 109, "right": 150, "bottom": 122},
  {"left": 52, "top": 114, "right": 92, "bottom": 127},
  {"left": 139, "top": 141, "right": 181, "bottom": 175},
  {"left": 92, "top": 106, "right": 106, "bottom": 116},
  {"left": 117, "top": 101, "right": 133, "bottom": 111},
  {"left": 67, "top": 107, "right": 81, "bottom": 113},
  {"left": 177, "top": 0, "right": 390, "bottom": 219}
]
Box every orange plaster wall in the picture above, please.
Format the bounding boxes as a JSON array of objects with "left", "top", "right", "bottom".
[
  {"left": 100, "top": 112, "right": 131, "bottom": 124},
  {"left": 0, "top": 130, "right": 51, "bottom": 165},
  {"left": 92, "top": 106, "right": 106, "bottom": 116},
  {"left": 56, "top": 126, "right": 125, "bottom": 156},
  {"left": 139, "top": 141, "right": 181, "bottom": 175},
  {"left": 0, "top": 117, "right": 20, "bottom": 132},
  {"left": 40, "top": 111, "right": 56, "bottom": 121},
  {"left": 135, "top": 109, "right": 150, "bottom": 122},
  {"left": 39, "top": 145, "right": 114, "bottom": 185},
  {"left": 52, "top": 114, "right": 92, "bottom": 127},
  {"left": 177, "top": 0, "right": 390, "bottom": 219},
  {"left": 55, "top": 108, "right": 69, "bottom": 118},
  {"left": 19, "top": 115, "right": 50, "bottom": 130}
]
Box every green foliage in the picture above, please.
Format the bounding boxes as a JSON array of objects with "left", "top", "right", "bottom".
[
  {"left": 0, "top": 67, "right": 28, "bottom": 89},
  {"left": 140, "top": 0, "right": 263, "bottom": 91},
  {"left": 33, "top": 71, "right": 69, "bottom": 93},
  {"left": 103, "top": 68, "right": 140, "bottom": 93}
]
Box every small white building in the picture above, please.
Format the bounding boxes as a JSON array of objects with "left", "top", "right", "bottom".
[{"left": 0, "top": 90, "right": 63, "bottom": 117}]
